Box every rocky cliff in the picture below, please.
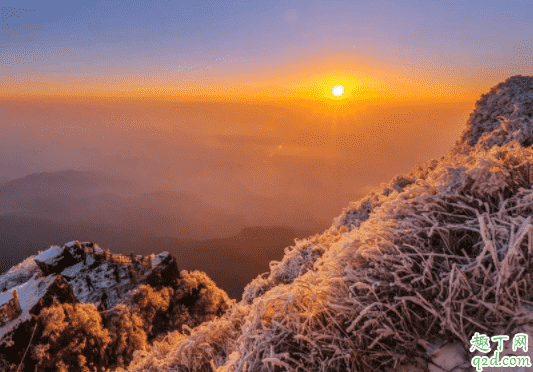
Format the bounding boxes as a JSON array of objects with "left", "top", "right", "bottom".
[{"left": 0, "top": 241, "right": 230, "bottom": 371}]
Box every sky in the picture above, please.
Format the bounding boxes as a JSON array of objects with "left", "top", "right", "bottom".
[
  {"left": 1, "top": 0, "right": 532, "bottom": 101},
  {"left": 1, "top": 0, "right": 533, "bottom": 236}
]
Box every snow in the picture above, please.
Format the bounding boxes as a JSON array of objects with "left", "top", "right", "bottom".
[
  {"left": 0, "top": 273, "right": 56, "bottom": 341},
  {"left": 56, "top": 251, "right": 157, "bottom": 308},
  {"left": 35, "top": 245, "right": 64, "bottom": 265},
  {"left": 64, "top": 240, "right": 78, "bottom": 248},
  {"left": 85, "top": 255, "right": 96, "bottom": 266},
  {"left": 152, "top": 252, "right": 169, "bottom": 266},
  {"left": 0, "top": 255, "right": 40, "bottom": 292},
  {"left": 61, "top": 262, "right": 84, "bottom": 278},
  {"left": 0, "top": 291, "right": 11, "bottom": 307},
  {"left": 427, "top": 343, "right": 469, "bottom": 372},
  {"left": 384, "top": 342, "right": 471, "bottom": 372},
  {"left": 15, "top": 274, "right": 54, "bottom": 310}
]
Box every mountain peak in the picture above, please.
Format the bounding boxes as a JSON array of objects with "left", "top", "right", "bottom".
[{"left": 455, "top": 75, "right": 533, "bottom": 153}]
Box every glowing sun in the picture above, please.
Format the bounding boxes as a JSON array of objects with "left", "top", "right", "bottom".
[{"left": 332, "top": 84, "right": 344, "bottom": 97}]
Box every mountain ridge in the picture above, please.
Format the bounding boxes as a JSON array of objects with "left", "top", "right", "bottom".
[
  {"left": 0, "top": 214, "right": 315, "bottom": 299},
  {"left": 0, "top": 241, "right": 229, "bottom": 371}
]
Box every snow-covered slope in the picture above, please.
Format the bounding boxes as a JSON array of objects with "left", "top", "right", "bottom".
[
  {"left": 0, "top": 274, "right": 58, "bottom": 341},
  {"left": 0, "top": 255, "right": 40, "bottom": 293},
  {"left": 119, "top": 75, "right": 533, "bottom": 372},
  {"left": 0, "top": 240, "right": 185, "bottom": 371}
]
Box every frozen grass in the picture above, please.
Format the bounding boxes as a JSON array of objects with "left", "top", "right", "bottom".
[{"left": 114, "top": 75, "right": 533, "bottom": 371}]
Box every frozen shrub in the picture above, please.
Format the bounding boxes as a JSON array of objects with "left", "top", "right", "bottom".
[
  {"left": 103, "top": 304, "right": 148, "bottom": 369},
  {"left": 173, "top": 270, "right": 232, "bottom": 327},
  {"left": 454, "top": 75, "right": 533, "bottom": 152},
  {"left": 330, "top": 171, "right": 424, "bottom": 232},
  {"left": 125, "top": 303, "right": 248, "bottom": 372},
  {"left": 119, "top": 75, "right": 533, "bottom": 372},
  {"left": 118, "top": 274, "right": 231, "bottom": 343},
  {"left": 217, "top": 139, "right": 533, "bottom": 372},
  {"left": 122, "top": 285, "right": 173, "bottom": 336},
  {"left": 243, "top": 228, "right": 346, "bottom": 304},
  {"left": 32, "top": 302, "right": 110, "bottom": 372},
  {"left": 117, "top": 272, "right": 235, "bottom": 372}
]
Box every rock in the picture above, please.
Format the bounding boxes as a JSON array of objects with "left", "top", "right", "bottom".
[
  {"left": 0, "top": 275, "right": 78, "bottom": 369},
  {"left": 146, "top": 253, "right": 180, "bottom": 288},
  {"left": 29, "top": 275, "right": 78, "bottom": 316},
  {"left": 0, "top": 241, "right": 190, "bottom": 372},
  {"left": 34, "top": 246, "right": 78, "bottom": 276}
]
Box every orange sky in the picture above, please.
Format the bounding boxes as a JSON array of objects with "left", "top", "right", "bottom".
[{"left": 0, "top": 53, "right": 486, "bottom": 105}]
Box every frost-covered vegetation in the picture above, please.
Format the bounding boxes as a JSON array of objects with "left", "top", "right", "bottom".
[
  {"left": 32, "top": 302, "right": 110, "bottom": 372},
  {"left": 117, "top": 76, "right": 533, "bottom": 372},
  {"left": 19, "top": 270, "right": 232, "bottom": 372},
  {"left": 4, "top": 75, "right": 533, "bottom": 372}
]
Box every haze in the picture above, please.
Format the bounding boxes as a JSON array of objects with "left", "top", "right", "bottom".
[{"left": 1, "top": 0, "right": 531, "bottom": 298}]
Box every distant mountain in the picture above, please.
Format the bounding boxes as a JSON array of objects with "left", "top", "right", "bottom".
[
  {"left": 169, "top": 225, "right": 318, "bottom": 299},
  {"left": 0, "top": 175, "right": 10, "bottom": 188},
  {"left": 0, "top": 170, "right": 135, "bottom": 200},
  {"left": 126, "top": 189, "right": 248, "bottom": 239},
  {"left": 0, "top": 170, "right": 248, "bottom": 241},
  {"left": 0, "top": 170, "right": 135, "bottom": 216}
]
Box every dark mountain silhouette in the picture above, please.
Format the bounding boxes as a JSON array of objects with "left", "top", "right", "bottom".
[
  {"left": 0, "top": 170, "right": 249, "bottom": 240},
  {"left": 0, "top": 170, "right": 135, "bottom": 200},
  {"left": 169, "top": 225, "right": 317, "bottom": 299}
]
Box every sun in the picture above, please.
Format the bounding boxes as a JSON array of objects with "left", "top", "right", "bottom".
[{"left": 332, "top": 84, "right": 344, "bottom": 97}]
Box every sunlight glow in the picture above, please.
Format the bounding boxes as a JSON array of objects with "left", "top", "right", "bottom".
[{"left": 332, "top": 85, "right": 344, "bottom": 97}]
